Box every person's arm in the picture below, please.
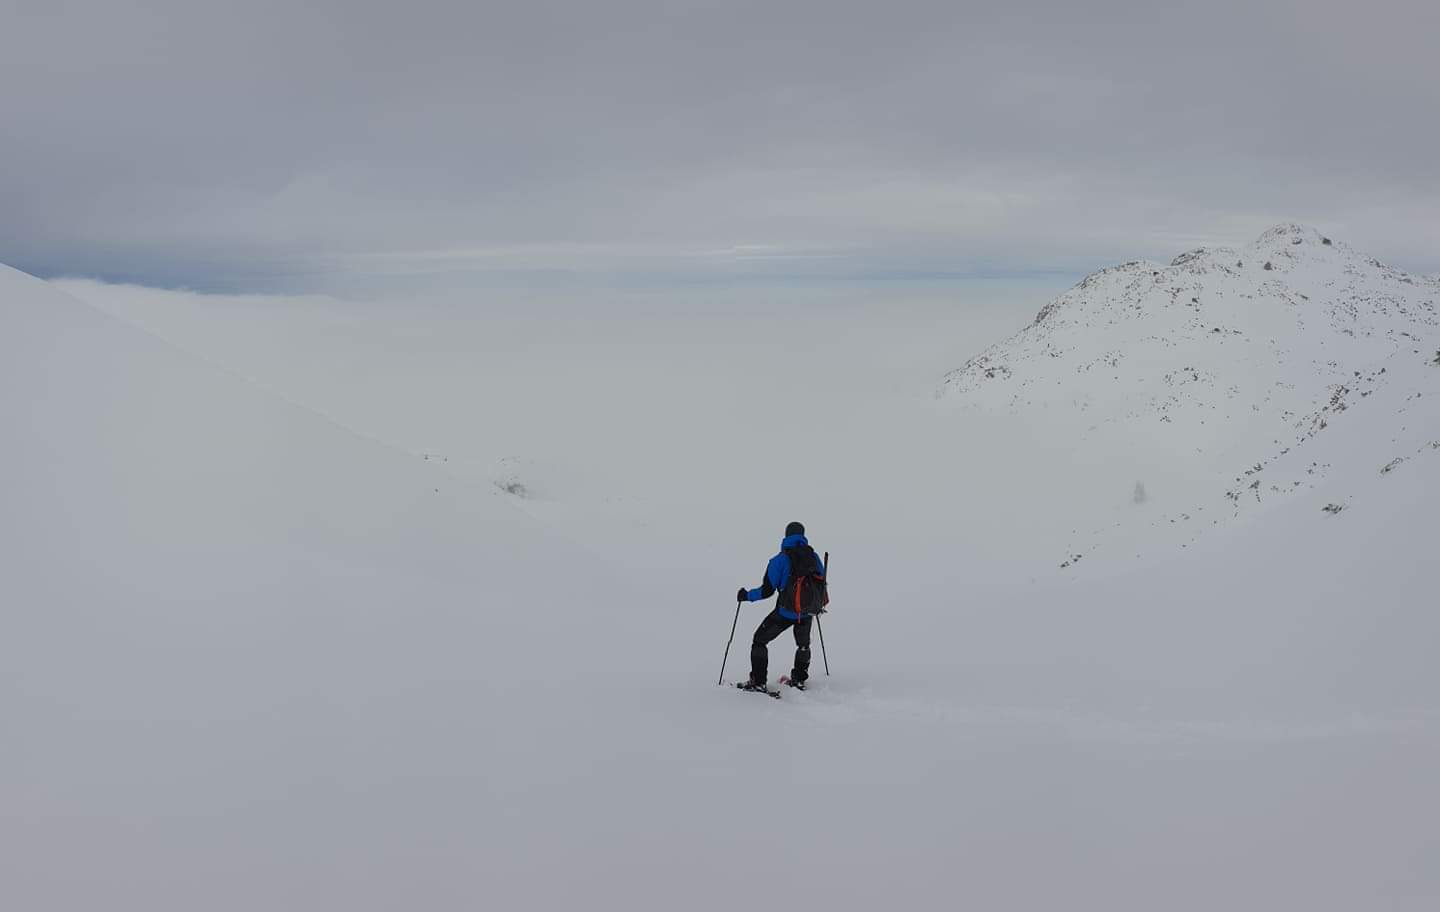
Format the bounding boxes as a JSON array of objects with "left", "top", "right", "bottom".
[{"left": 744, "top": 560, "right": 779, "bottom": 602}]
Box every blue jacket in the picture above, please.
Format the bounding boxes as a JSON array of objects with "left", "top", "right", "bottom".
[{"left": 744, "top": 534, "right": 826, "bottom": 620}]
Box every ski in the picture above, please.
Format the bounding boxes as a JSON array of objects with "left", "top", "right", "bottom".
[
  {"left": 778, "top": 675, "right": 805, "bottom": 691},
  {"left": 735, "top": 682, "right": 781, "bottom": 699}
]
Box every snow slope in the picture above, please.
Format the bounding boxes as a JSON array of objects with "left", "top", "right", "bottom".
[
  {"left": 0, "top": 264, "right": 631, "bottom": 908},
  {"left": 9, "top": 248, "right": 1440, "bottom": 910},
  {"left": 941, "top": 224, "right": 1440, "bottom": 564}
]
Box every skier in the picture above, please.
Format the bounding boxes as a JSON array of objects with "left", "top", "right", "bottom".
[{"left": 735, "top": 522, "right": 827, "bottom": 692}]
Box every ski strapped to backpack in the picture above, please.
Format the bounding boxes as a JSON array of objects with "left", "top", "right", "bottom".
[{"left": 779, "top": 544, "right": 829, "bottom": 617}]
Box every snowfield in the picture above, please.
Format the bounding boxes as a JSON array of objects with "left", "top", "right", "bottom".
[{"left": 6, "top": 227, "right": 1440, "bottom": 910}]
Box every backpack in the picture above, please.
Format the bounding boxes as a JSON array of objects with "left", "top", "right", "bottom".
[{"left": 780, "top": 545, "right": 829, "bottom": 617}]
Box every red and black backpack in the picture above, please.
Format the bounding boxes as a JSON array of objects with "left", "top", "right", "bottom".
[{"left": 780, "top": 545, "right": 829, "bottom": 617}]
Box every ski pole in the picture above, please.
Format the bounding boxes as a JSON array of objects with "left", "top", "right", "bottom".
[
  {"left": 818, "top": 552, "right": 830, "bottom": 676},
  {"left": 718, "top": 597, "right": 742, "bottom": 685}
]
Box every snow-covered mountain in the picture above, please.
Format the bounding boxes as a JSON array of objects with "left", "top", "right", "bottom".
[
  {"left": 6, "top": 248, "right": 1439, "bottom": 911},
  {"left": 941, "top": 224, "right": 1440, "bottom": 560}
]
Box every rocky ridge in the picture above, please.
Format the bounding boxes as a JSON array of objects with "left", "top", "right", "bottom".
[{"left": 941, "top": 224, "right": 1440, "bottom": 565}]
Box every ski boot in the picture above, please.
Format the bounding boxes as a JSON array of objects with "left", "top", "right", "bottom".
[{"left": 736, "top": 679, "right": 780, "bottom": 699}]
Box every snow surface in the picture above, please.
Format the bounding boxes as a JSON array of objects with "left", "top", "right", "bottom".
[
  {"left": 942, "top": 223, "right": 1440, "bottom": 564},
  {"left": 8, "top": 228, "right": 1440, "bottom": 909}
]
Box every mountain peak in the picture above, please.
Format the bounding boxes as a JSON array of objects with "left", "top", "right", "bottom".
[
  {"left": 940, "top": 226, "right": 1440, "bottom": 570},
  {"left": 1250, "top": 223, "right": 1331, "bottom": 250},
  {"left": 944, "top": 226, "right": 1433, "bottom": 404},
  {"left": 941, "top": 225, "right": 1437, "bottom": 506}
]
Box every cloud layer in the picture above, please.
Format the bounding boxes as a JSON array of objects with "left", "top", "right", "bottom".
[{"left": 3, "top": 0, "right": 1437, "bottom": 288}]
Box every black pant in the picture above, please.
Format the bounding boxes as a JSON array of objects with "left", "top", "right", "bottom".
[{"left": 750, "top": 609, "right": 812, "bottom": 685}]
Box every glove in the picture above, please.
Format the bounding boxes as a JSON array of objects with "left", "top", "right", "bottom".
[{"left": 736, "top": 587, "right": 749, "bottom": 603}]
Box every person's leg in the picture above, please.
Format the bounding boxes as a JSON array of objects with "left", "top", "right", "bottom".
[
  {"left": 791, "top": 615, "right": 813, "bottom": 683},
  {"left": 749, "top": 610, "right": 791, "bottom": 685}
]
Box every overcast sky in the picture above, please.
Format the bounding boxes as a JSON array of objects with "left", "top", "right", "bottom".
[{"left": 3, "top": 0, "right": 1437, "bottom": 290}]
